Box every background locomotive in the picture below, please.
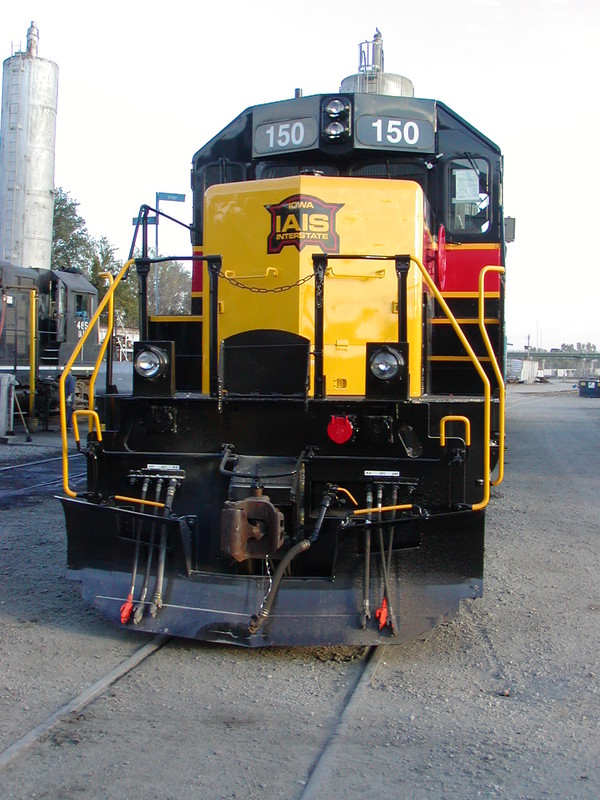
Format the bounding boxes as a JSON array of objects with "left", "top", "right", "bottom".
[
  {"left": 0, "top": 260, "right": 98, "bottom": 425},
  {"left": 59, "top": 33, "right": 506, "bottom": 646}
]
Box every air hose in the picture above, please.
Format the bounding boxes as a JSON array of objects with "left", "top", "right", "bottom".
[{"left": 248, "top": 488, "right": 334, "bottom": 635}]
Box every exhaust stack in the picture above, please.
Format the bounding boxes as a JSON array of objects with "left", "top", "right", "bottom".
[{"left": 340, "top": 30, "right": 414, "bottom": 97}]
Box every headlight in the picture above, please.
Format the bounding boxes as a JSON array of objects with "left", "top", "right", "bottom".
[
  {"left": 321, "top": 96, "right": 351, "bottom": 143},
  {"left": 369, "top": 347, "right": 404, "bottom": 381},
  {"left": 134, "top": 346, "right": 168, "bottom": 380},
  {"left": 324, "top": 121, "right": 345, "bottom": 139},
  {"left": 324, "top": 98, "right": 346, "bottom": 117}
]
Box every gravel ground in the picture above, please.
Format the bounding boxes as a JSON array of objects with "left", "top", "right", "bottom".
[
  {"left": 0, "top": 426, "right": 66, "bottom": 466},
  {"left": 1, "top": 382, "right": 598, "bottom": 799}
]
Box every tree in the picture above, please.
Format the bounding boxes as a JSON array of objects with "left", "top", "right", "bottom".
[
  {"left": 146, "top": 257, "right": 192, "bottom": 316},
  {"left": 51, "top": 187, "right": 95, "bottom": 275},
  {"left": 577, "top": 342, "right": 598, "bottom": 353},
  {"left": 52, "top": 188, "right": 139, "bottom": 327},
  {"left": 51, "top": 189, "right": 192, "bottom": 327},
  {"left": 91, "top": 237, "right": 138, "bottom": 328}
]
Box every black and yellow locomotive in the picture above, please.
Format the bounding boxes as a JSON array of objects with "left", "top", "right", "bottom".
[{"left": 60, "top": 34, "right": 506, "bottom": 646}]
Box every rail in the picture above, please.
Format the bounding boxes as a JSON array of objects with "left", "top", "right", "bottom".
[
  {"left": 440, "top": 415, "right": 471, "bottom": 447},
  {"left": 410, "top": 254, "right": 493, "bottom": 511},
  {"left": 58, "top": 247, "right": 503, "bottom": 510},
  {"left": 60, "top": 252, "right": 222, "bottom": 496},
  {"left": 478, "top": 265, "right": 506, "bottom": 485},
  {"left": 309, "top": 252, "right": 497, "bottom": 510},
  {"left": 2, "top": 286, "right": 37, "bottom": 418},
  {"left": 223, "top": 267, "right": 278, "bottom": 280},
  {"left": 86, "top": 272, "right": 115, "bottom": 428},
  {"left": 326, "top": 266, "right": 386, "bottom": 279},
  {"left": 29, "top": 288, "right": 37, "bottom": 420},
  {"left": 59, "top": 258, "right": 135, "bottom": 497}
]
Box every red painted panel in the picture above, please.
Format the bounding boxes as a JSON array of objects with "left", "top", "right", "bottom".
[
  {"left": 442, "top": 246, "right": 502, "bottom": 292},
  {"left": 192, "top": 250, "right": 203, "bottom": 293}
]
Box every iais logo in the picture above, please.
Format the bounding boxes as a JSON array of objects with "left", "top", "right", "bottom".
[{"left": 265, "top": 195, "right": 343, "bottom": 254}]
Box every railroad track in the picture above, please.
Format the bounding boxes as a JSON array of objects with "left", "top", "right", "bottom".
[
  {"left": 0, "top": 454, "right": 86, "bottom": 503},
  {"left": 299, "top": 645, "right": 388, "bottom": 799},
  {"left": 0, "top": 636, "right": 171, "bottom": 771},
  {"left": 0, "top": 636, "right": 386, "bottom": 787}
]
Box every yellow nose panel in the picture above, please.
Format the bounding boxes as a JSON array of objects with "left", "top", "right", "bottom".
[{"left": 203, "top": 175, "right": 426, "bottom": 397}]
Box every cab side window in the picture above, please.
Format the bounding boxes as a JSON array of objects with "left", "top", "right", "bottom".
[
  {"left": 447, "top": 157, "right": 490, "bottom": 235},
  {"left": 193, "top": 159, "right": 246, "bottom": 243},
  {"left": 75, "top": 293, "right": 90, "bottom": 320}
]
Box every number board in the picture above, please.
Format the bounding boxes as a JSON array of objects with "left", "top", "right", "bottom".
[
  {"left": 253, "top": 117, "right": 319, "bottom": 156},
  {"left": 355, "top": 115, "right": 435, "bottom": 151}
]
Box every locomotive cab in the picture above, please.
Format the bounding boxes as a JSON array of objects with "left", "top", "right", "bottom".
[{"left": 37, "top": 269, "right": 99, "bottom": 367}]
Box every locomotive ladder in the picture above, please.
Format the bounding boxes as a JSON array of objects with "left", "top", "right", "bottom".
[{"left": 428, "top": 264, "right": 505, "bottom": 488}]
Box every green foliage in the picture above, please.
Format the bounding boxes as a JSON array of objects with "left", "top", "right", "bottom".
[
  {"left": 52, "top": 188, "right": 139, "bottom": 327},
  {"left": 51, "top": 187, "right": 95, "bottom": 275},
  {"left": 52, "top": 189, "right": 193, "bottom": 327},
  {"left": 147, "top": 259, "right": 192, "bottom": 316},
  {"left": 91, "top": 237, "right": 139, "bottom": 328}
]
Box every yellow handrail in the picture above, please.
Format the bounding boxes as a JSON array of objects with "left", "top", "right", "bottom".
[
  {"left": 478, "top": 265, "right": 506, "bottom": 486},
  {"left": 326, "top": 267, "right": 386, "bottom": 279},
  {"left": 352, "top": 503, "right": 413, "bottom": 516},
  {"left": 440, "top": 415, "right": 471, "bottom": 447},
  {"left": 3, "top": 285, "right": 38, "bottom": 419},
  {"left": 87, "top": 272, "right": 115, "bottom": 429},
  {"left": 29, "top": 288, "right": 37, "bottom": 419},
  {"left": 59, "top": 258, "right": 135, "bottom": 497},
  {"left": 114, "top": 495, "right": 165, "bottom": 509},
  {"left": 63, "top": 409, "right": 103, "bottom": 496},
  {"left": 223, "top": 267, "right": 278, "bottom": 280},
  {"left": 72, "top": 409, "right": 103, "bottom": 446},
  {"left": 410, "top": 255, "right": 491, "bottom": 511}
]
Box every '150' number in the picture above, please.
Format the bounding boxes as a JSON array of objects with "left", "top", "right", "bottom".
[
  {"left": 371, "top": 118, "right": 420, "bottom": 145},
  {"left": 265, "top": 121, "right": 306, "bottom": 148}
]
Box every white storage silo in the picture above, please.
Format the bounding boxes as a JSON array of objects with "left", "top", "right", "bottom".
[{"left": 0, "top": 22, "right": 58, "bottom": 270}]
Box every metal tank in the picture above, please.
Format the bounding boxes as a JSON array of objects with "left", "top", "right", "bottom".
[
  {"left": 340, "top": 30, "right": 414, "bottom": 97},
  {"left": 0, "top": 22, "right": 59, "bottom": 270}
]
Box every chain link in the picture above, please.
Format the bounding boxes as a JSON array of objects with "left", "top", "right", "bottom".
[{"left": 217, "top": 270, "right": 314, "bottom": 294}]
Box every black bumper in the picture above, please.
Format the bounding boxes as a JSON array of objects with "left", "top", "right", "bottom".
[{"left": 61, "top": 497, "right": 484, "bottom": 647}]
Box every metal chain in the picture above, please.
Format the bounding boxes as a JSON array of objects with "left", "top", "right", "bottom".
[{"left": 217, "top": 270, "right": 314, "bottom": 294}]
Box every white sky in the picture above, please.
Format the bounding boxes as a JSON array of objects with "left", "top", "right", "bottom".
[{"left": 3, "top": 0, "right": 599, "bottom": 350}]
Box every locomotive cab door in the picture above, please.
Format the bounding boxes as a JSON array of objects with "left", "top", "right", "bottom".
[{"left": 48, "top": 275, "right": 67, "bottom": 342}]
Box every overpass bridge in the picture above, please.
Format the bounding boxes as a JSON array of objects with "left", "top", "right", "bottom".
[
  {"left": 507, "top": 350, "right": 599, "bottom": 379},
  {"left": 508, "top": 350, "right": 598, "bottom": 362}
]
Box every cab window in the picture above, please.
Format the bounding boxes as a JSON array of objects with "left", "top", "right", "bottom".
[
  {"left": 255, "top": 163, "right": 338, "bottom": 179},
  {"left": 349, "top": 160, "right": 427, "bottom": 187},
  {"left": 447, "top": 157, "right": 490, "bottom": 235},
  {"left": 195, "top": 159, "right": 246, "bottom": 194},
  {"left": 193, "top": 159, "right": 246, "bottom": 242},
  {"left": 75, "top": 293, "right": 91, "bottom": 320}
]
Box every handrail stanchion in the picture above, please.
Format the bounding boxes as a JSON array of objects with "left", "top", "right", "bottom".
[
  {"left": 29, "top": 288, "right": 37, "bottom": 420},
  {"left": 478, "top": 265, "right": 506, "bottom": 486},
  {"left": 312, "top": 255, "right": 327, "bottom": 399}
]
